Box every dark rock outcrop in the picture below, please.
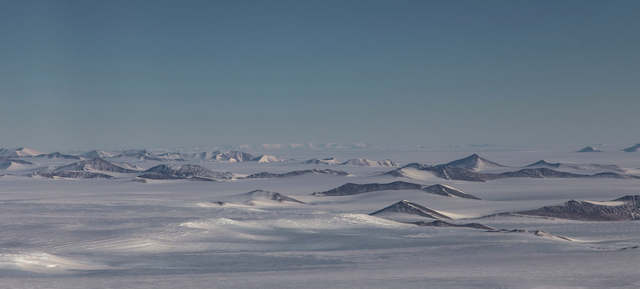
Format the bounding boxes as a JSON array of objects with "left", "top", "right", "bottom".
[
  {"left": 30, "top": 171, "right": 115, "bottom": 179},
  {"left": 312, "top": 181, "right": 481, "bottom": 200},
  {"left": 55, "top": 158, "right": 140, "bottom": 173}
]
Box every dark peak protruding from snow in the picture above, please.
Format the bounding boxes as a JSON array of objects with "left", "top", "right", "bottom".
[
  {"left": 525, "top": 160, "right": 561, "bottom": 168},
  {"left": 370, "top": 200, "right": 452, "bottom": 220},
  {"left": 438, "top": 154, "right": 505, "bottom": 171},
  {"left": 576, "top": 146, "right": 601, "bottom": 153},
  {"left": 423, "top": 184, "right": 482, "bottom": 200},
  {"left": 143, "top": 164, "right": 233, "bottom": 180},
  {"left": 622, "top": 143, "right": 640, "bottom": 152},
  {"left": 244, "top": 190, "right": 309, "bottom": 205},
  {"left": 55, "top": 158, "right": 140, "bottom": 173}
]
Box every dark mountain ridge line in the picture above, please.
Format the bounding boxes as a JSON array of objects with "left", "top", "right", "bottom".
[
  {"left": 312, "top": 181, "right": 481, "bottom": 200},
  {"left": 482, "top": 195, "right": 640, "bottom": 221},
  {"left": 243, "top": 169, "right": 348, "bottom": 179},
  {"left": 370, "top": 200, "right": 453, "bottom": 220},
  {"left": 54, "top": 158, "right": 140, "bottom": 174},
  {"left": 389, "top": 163, "right": 640, "bottom": 182}
]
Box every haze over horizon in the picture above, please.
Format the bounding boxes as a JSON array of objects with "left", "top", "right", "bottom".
[{"left": 1, "top": 0, "right": 639, "bottom": 152}]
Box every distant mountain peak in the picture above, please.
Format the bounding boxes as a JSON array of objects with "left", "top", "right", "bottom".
[
  {"left": 438, "top": 154, "right": 505, "bottom": 171},
  {"left": 576, "top": 146, "right": 601, "bottom": 153}
]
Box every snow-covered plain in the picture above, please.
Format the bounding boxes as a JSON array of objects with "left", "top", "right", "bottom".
[{"left": 1, "top": 146, "right": 639, "bottom": 288}]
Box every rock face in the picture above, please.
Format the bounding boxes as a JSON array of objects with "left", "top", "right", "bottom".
[
  {"left": 437, "top": 154, "right": 505, "bottom": 171},
  {"left": 576, "top": 146, "right": 601, "bottom": 153},
  {"left": 245, "top": 169, "right": 348, "bottom": 179},
  {"left": 243, "top": 190, "right": 309, "bottom": 205},
  {"left": 143, "top": 164, "right": 233, "bottom": 180},
  {"left": 622, "top": 143, "right": 640, "bottom": 152},
  {"left": 509, "top": 195, "right": 640, "bottom": 221},
  {"left": 30, "top": 171, "right": 115, "bottom": 179},
  {"left": 312, "top": 181, "right": 481, "bottom": 200},
  {"left": 370, "top": 200, "right": 452, "bottom": 220},
  {"left": 55, "top": 158, "right": 140, "bottom": 173},
  {"left": 340, "top": 159, "right": 398, "bottom": 167}
]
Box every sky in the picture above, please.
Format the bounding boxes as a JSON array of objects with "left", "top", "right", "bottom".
[{"left": 1, "top": 0, "right": 639, "bottom": 152}]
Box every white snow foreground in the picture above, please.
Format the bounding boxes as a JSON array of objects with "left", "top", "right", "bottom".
[{"left": 0, "top": 146, "right": 639, "bottom": 289}]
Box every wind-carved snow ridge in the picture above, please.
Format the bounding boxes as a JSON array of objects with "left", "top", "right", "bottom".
[
  {"left": 78, "top": 150, "right": 120, "bottom": 159},
  {"left": 312, "top": 181, "right": 481, "bottom": 200},
  {"left": 0, "top": 159, "right": 35, "bottom": 170},
  {"left": 244, "top": 169, "right": 348, "bottom": 179}
]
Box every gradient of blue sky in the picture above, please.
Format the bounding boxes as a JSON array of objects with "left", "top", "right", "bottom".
[{"left": 1, "top": 0, "right": 639, "bottom": 151}]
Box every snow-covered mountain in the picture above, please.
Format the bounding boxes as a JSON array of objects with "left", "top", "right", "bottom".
[
  {"left": 576, "top": 146, "right": 601, "bottom": 153},
  {"left": 34, "top": 152, "right": 81, "bottom": 159},
  {"left": 340, "top": 158, "right": 397, "bottom": 167},
  {"left": 312, "top": 181, "right": 481, "bottom": 200},
  {"left": 55, "top": 158, "right": 140, "bottom": 173},
  {"left": 252, "top": 155, "right": 285, "bottom": 163},
  {"left": 0, "top": 159, "right": 35, "bottom": 170},
  {"left": 0, "top": 147, "right": 45, "bottom": 157},
  {"left": 215, "top": 151, "right": 255, "bottom": 162},
  {"left": 245, "top": 169, "right": 348, "bottom": 179},
  {"left": 437, "top": 154, "right": 505, "bottom": 171},
  {"left": 143, "top": 164, "right": 234, "bottom": 180},
  {"left": 503, "top": 195, "right": 640, "bottom": 221},
  {"left": 525, "top": 160, "right": 626, "bottom": 173},
  {"left": 79, "top": 150, "right": 120, "bottom": 159},
  {"left": 370, "top": 200, "right": 452, "bottom": 220},
  {"left": 301, "top": 158, "right": 343, "bottom": 165},
  {"left": 622, "top": 143, "right": 640, "bottom": 152}
]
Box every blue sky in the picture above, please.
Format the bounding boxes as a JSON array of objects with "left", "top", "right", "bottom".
[{"left": 1, "top": 0, "right": 639, "bottom": 151}]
